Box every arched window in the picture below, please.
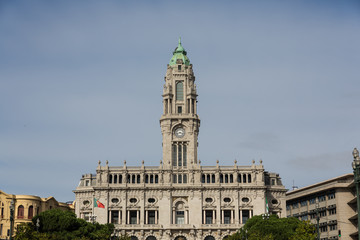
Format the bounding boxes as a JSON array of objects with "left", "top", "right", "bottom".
[
  {"left": 155, "top": 175, "right": 159, "bottom": 184},
  {"left": 176, "top": 81, "right": 184, "bottom": 100},
  {"left": 220, "top": 174, "right": 224, "bottom": 183},
  {"left": 145, "top": 174, "right": 149, "bottom": 183},
  {"left": 201, "top": 174, "right": 205, "bottom": 183},
  {"left": 225, "top": 174, "right": 228, "bottom": 183},
  {"left": 238, "top": 174, "right": 242, "bottom": 183},
  {"left": 137, "top": 175, "right": 140, "bottom": 184},
  {"left": 230, "top": 174, "right": 234, "bottom": 183},
  {"left": 146, "top": 236, "right": 156, "bottom": 240},
  {"left": 243, "top": 174, "right": 247, "bottom": 183},
  {"left": 114, "top": 175, "right": 117, "bottom": 184},
  {"left": 207, "top": 174, "right": 210, "bottom": 183},
  {"left": 150, "top": 175, "right": 154, "bottom": 184},
  {"left": 28, "top": 206, "right": 33, "bottom": 219},
  {"left": 212, "top": 174, "right": 215, "bottom": 183},
  {"left": 119, "top": 175, "right": 123, "bottom": 183},
  {"left": 108, "top": 175, "right": 112, "bottom": 183},
  {"left": 17, "top": 205, "right": 24, "bottom": 219},
  {"left": 248, "top": 174, "right": 252, "bottom": 183}
]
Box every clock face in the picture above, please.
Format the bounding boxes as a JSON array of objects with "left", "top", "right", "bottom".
[{"left": 175, "top": 128, "right": 185, "bottom": 138}]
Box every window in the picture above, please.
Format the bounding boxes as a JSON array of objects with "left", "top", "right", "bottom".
[
  {"left": 292, "top": 203, "right": 299, "bottom": 209},
  {"left": 224, "top": 210, "right": 231, "bottom": 224},
  {"left": 242, "top": 210, "right": 249, "bottom": 224},
  {"left": 328, "top": 193, "right": 335, "bottom": 199},
  {"left": 129, "top": 198, "right": 137, "bottom": 204},
  {"left": 148, "top": 198, "right": 156, "bottom": 203},
  {"left": 178, "top": 106, "right": 182, "bottom": 113},
  {"left": 178, "top": 65, "right": 181, "bottom": 71},
  {"left": 329, "top": 224, "right": 337, "bottom": 231},
  {"left": 114, "top": 175, "right": 117, "bottom": 184},
  {"left": 301, "top": 215, "right": 308, "bottom": 220},
  {"left": 175, "top": 211, "right": 184, "bottom": 224},
  {"left": 130, "top": 211, "right": 138, "bottom": 224},
  {"left": 328, "top": 208, "right": 336, "bottom": 215},
  {"left": 111, "top": 198, "right": 119, "bottom": 204},
  {"left": 248, "top": 174, "right": 251, "bottom": 183},
  {"left": 224, "top": 198, "right": 231, "bottom": 203},
  {"left": 309, "top": 198, "right": 316, "bottom": 204},
  {"left": 319, "top": 210, "right": 326, "bottom": 217},
  {"left": 205, "top": 210, "right": 213, "bottom": 224},
  {"left": 173, "top": 174, "right": 177, "bottom": 183},
  {"left": 28, "top": 206, "right": 33, "bottom": 219},
  {"left": 300, "top": 200, "right": 307, "bottom": 207},
  {"left": 83, "top": 212, "right": 90, "bottom": 221},
  {"left": 108, "top": 175, "right": 112, "bottom": 183},
  {"left": 318, "top": 195, "right": 326, "bottom": 202},
  {"left": 148, "top": 210, "right": 156, "bottom": 224},
  {"left": 111, "top": 210, "right": 119, "bottom": 224},
  {"left": 17, "top": 205, "right": 24, "bottom": 219},
  {"left": 176, "top": 82, "right": 184, "bottom": 100},
  {"left": 172, "top": 143, "right": 187, "bottom": 167},
  {"left": 320, "top": 226, "right": 327, "bottom": 232}
]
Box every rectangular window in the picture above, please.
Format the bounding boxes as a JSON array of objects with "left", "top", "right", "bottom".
[
  {"left": 205, "top": 210, "right": 213, "bottom": 224},
  {"left": 178, "top": 65, "right": 181, "bottom": 71},
  {"left": 148, "top": 210, "right": 156, "bottom": 224},
  {"left": 328, "top": 208, "right": 336, "bottom": 215},
  {"left": 173, "top": 174, "right": 177, "bottom": 183},
  {"left": 176, "top": 82, "right": 184, "bottom": 100},
  {"left": 300, "top": 200, "right": 307, "bottom": 207},
  {"left": 224, "top": 210, "right": 231, "bottom": 224},
  {"left": 242, "top": 210, "right": 249, "bottom": 224},
  {"left": 178, "top": 174, "right": 182, "bottom": 184},
  {"left": 309, "top": 198, "right": 316, "bottom": 204},
  {"left": 83, "top": 212, "right": 90, "bottom": 221},
  {"left": 183, "top": 174, "right": 187, "bottom": 183},
  {"left": 172, "top": 145, "right": 177, "bottom": 166},
  {"left": 111, "top": 210, "right": 119, "bottom": 224},
  {"left": 130, "top": 211, "right": 137, "bottom": 224},
  {"left": 328, "top": 193, "right": 335, "bottom": 199},
  {"left": 329, "top": 224, "right": 337, "bottom": 231},
  {"left": 175, "top": 211, "right": 184, "bottom": 224},
  {"left": 318, "top": 195, "right": 326, "bottom": 202},
  {"left": 178, "top": 145, "right": 182, "bottom": 166},
  {"left": 183, "top": 145, "right": 187, "bottom": 167}
]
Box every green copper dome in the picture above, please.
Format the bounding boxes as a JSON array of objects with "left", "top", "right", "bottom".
[{"left": 169, "top": 37, "right": 190, "bottom": 66}]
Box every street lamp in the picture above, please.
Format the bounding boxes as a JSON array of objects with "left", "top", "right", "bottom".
[
  {"left": 352, "top": 147, "right": 360, "bottom": 240},
  {"left": 9, "top": 199, "right": 14, "bottom": 240}
]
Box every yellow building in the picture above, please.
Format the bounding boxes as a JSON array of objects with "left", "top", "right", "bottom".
[{"left": 0, "top": 190, "right": 74, "bottom": 239}]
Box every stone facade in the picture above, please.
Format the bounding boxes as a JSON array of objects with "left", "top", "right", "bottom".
[
  {"left": 0, "top": 190, "right": 74, "bottom": 239},
  {"left": 286, "top": 174, "right": 358, "bottom": 240},
  {"left": 74, "top": 39, "right": 286, "bottom": 240}
]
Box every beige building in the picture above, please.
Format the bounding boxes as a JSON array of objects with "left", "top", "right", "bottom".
[
  {"left": 286, "top": 173, "right": 358, "bottom": 240},
  {"left": 74, "top": 39, "right": 287, "bottom": 240},
  {"left": 0, "top": 190, "right": 74, "bottom": 239}
]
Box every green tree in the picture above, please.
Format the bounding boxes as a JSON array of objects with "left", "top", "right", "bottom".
[
  {"left": 226, "top": 215, "right": 316, "bottom": 240},
  {"left": 14, "top": 209, "right": 114, "bottom": 240}
]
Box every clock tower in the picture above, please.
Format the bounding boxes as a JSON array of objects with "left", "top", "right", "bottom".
[{"left": 160, "top": 38, "right": 200, "bottom": 169}]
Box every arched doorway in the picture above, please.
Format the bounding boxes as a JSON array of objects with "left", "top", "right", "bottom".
[
  {"left": 146, "top": 236, "right": 156, "bottom": 240},
  {"left": 174, "top": 236, "right": 187, "bottom": 240},
  {"left": 130, "top": 236, "right": 138, "bottom": 240},
  {"left": 204, "top": 236, "right": 215, "bottom": 240}
]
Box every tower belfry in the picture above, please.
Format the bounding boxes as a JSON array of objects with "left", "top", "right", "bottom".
[{"left": 160, "top": 38, "right": 200, "bottom": 169}]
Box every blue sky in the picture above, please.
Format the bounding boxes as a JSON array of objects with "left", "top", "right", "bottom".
[{"left": 1, "top": 0, "right": 360, "bottom": 202}]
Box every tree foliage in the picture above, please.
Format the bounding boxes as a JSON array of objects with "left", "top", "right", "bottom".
[
  {"left": 15, "top": 209, "right": 114, "bottom": 240},
  {"left": 225, "top": 215, "right": 316, "bottom": 240}
]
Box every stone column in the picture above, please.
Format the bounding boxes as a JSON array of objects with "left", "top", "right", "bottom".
[
  {"left": 127, "top": 211, "right": 130, "bottom": 224},
  {"left": 212, "top": 210, "right": 216, "bottom": 224},
  {"left": 185, "top": 210, "right": 188, "bottom": 224},
  {"left": 145, "top": 210, "right": 148, "bottom": 224},
  {"left": 221, "top": 210, "right": 224, "bottom": 224},
  {"left": 203, "top": 210, "right": 206, "bottom": 224},
  {"left": 155, "top": 210, "right": 158, "bottom": 224},
  {"left": 173, "top": 209, "right": 176, "bottom": 224},
  {"left": 137, "top": 210, "right": 140, "bottom": 224},
  {"left": 240, "top": 209, "right": 242, "bottom": 224}
]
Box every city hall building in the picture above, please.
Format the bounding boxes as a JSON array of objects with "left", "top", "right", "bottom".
[{"left": 74, "top": 39, "right": 286, "bottom": 240}]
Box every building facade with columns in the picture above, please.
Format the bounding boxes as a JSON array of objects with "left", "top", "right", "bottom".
[
  {"left": 0, "top": 190, "right": 74, "bottom": 239},
  {"left": 74, "top": 39, "right": 286, "bottom": 240}
]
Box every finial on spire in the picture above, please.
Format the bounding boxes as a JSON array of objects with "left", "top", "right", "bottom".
[{"left": 179, "top": 37, "right": 181, "bottom": 45}]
